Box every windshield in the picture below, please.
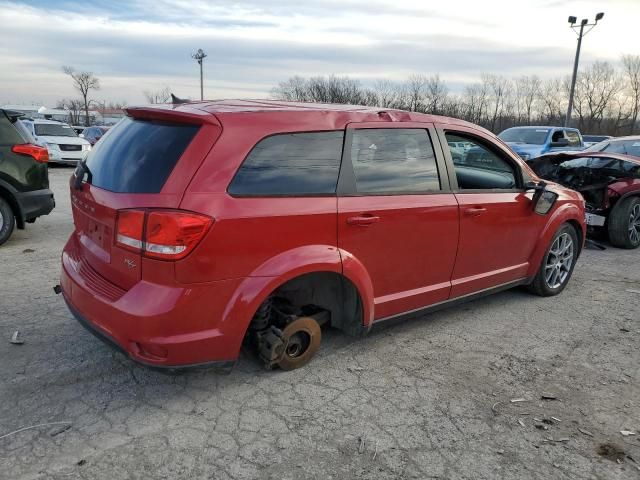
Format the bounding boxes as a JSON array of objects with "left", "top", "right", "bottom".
[
  {"left": 34, "top": 123, "right": 77, "bottom": 137},
  {"left": 498, "top": 128, "right": 549, "bottom": 145},
  {"left": 585, "top": 139, "right": 640, "bottom": 157}
]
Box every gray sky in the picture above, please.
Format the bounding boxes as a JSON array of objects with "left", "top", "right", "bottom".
[{"left": 1, "top": 0, "right": 638, "bottom": 105}]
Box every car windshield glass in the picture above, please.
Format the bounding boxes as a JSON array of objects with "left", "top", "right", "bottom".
[
  {"left": 589, "top": 139, "right": 640, "bottom": 157},
  {"left": 498, "top": 128, "right": 548, "bottom": 145},
  {"left": 583, "top": 135, "right": 608, "bottom": 143},
  {"left": 34, "top": 123, "right": 77, "bottom": 137}
]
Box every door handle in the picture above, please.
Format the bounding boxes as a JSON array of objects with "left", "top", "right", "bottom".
[
  {"left": 346, "top": 215, "right": 380, "bottom": 226},
  {"left": 464, "top": 207, "right": 487, "bottom": 217}
]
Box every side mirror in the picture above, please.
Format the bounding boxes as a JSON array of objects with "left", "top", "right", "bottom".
[
  {"left": 550, "top": 138, "right": 569, "bottom": 148},
  {"left": 79, "top": 133, "right": 85, "bottom": 138},
  {"left": 530, "top": 181, "right": 559, "bottom": 215}
]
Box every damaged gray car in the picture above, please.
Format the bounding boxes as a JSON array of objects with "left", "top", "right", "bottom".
[{"left": 528, "top": 151, "right": 640, "bottom": 249}]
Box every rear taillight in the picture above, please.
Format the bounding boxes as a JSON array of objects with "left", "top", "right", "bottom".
[
  {"left": 115, "top": 210, "right": 145, "bottom": 252},
  {"left": 12, "top": 144, "right": 49, "bottom": 163},
  {"left": 115, "top": 209, "right": 212, "bottom": 260}
]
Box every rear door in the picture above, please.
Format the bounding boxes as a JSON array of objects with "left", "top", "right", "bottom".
[
  {"left": 436, "top": 125, "right": 547, "bottom": 297},
  {"left": 71, "top": 114, "right": 218, "bottom": 289},
  {"left": 337, "top": 123, "right": 459, "bottom": 320}
]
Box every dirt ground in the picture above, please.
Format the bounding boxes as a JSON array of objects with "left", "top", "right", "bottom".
[{"left": 1, "top": 167, "right": 639, "bottom": 480}]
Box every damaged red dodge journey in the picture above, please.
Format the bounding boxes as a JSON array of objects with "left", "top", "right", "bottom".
[{"left": 59, "top": 100, "right": 586, "bottom": 371}]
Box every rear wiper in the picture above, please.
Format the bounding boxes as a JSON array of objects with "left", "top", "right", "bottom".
[{"left": 73, "top": 158, "right": 92, "bottom": 190}]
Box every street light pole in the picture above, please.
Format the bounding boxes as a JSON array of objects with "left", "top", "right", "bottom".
[
  {"left": 191, "top": 49, "right": 207, "bottom": 101},
  {"left": 565, "top": 13, "right": 604, "bottom": 127}
]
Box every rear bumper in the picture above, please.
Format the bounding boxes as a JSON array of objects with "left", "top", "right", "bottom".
[
  {"left": 15, "top": 188, "right": 55, "bottom": 222},
  {"left": 60, "top": 236, "right": 246, "bottom": 369},
  {"left": 63, "top": 295, "right": 234, "bottom": 372}
]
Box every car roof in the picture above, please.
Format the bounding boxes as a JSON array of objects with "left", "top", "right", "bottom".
[
  {"left": 502, "top": 126, "right": 578, "bottom": 131},
  {"left": 539, "top": 151, "right": 640, "bottom": 165},
  {"left": 125, "top": 99, "right": 489, "bottom": 133}
]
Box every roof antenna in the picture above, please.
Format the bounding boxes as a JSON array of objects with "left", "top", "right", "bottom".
[{"left": 171, "top": 93, "right": 189, "bottom": 104}]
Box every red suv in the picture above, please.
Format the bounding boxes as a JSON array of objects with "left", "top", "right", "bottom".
[{"left": 59, "top": 100, "right": 586, "bottom": 371}]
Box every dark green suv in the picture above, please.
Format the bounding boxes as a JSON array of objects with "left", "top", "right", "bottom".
[{"left": 0, "top": 109, "right": 55, "bottom": 245}]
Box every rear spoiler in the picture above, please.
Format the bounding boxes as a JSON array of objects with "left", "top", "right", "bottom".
[
  {"left": 1, "top": 109, "right": 25, "bottom": 121},
  {"left": 124, "top": 105, "right": 220, "bottom": 126}
]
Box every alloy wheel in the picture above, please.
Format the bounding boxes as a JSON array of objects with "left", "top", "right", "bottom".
[
  {"left": 629, "top": 204, "right": 640, "bottom": 245},
  {"left": 0, "top": 208, "right": 4, "bottom": 230},
  {"left": 544, "top": 233, "right": 574, "bottom": 289}
]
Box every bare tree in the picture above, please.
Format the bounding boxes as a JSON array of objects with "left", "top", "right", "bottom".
[
  {"left": 404, "top": 74, "right": 428, "bottom": 112},
  {"left": 56, "top": 98, "right": 84, "bottom": 125},
  {"left": 371, "top": 79, "right": 400, "bottom": 108},
  {"left": 424, "top": 74, "right": 448, "bottom": 114},
  {"left": 62, "top": 66, "right": 100, "bottom": 126},
  {"left": 622, "top": 54, "right": 640, "bottom": 134},
  {"left": 270, "top": 66, "right": 633, "bottom": 135},
  {"left": 572, "top": 61, "right": 622, "bottom": 132},
  {"left": 514, "top": 75, "right": 541, "bottom": 124},
  {"left": 271, "top": 76, "right": 309, "bottom": 101},
  {"left": 144, "top": 87, "right": 172, "bottom": 104}
]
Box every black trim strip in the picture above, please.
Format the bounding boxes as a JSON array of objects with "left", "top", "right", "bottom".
[{"left": 370, "top": 277, "right": 531, "bottom": 331}]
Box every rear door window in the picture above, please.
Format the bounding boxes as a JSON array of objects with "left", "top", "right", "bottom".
[
  {"left": 349, "top": 129, "right": 440, "bottom": 193},
  {"left": 228, "top": 131, "right": 344, "bottom": 196},
  {"left": 86, "top": 117, "right": 199, "bottom": 193}
]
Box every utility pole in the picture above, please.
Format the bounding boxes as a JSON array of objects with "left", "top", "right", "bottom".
[
  {"left": 565, "top": 13, "right": 604, "bottom": 127},
  {"left": 191, "top": 49, "right": 207, "bottom": 101}
]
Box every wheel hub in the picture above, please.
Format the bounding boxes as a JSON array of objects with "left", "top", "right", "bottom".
[
  {"left": 276, "top": 316, "right": 321, "bottom": 371},
  {"left": 629, "top": 204, "right": 640, "bottom": 244},
  {"left": 544, "top": 232, "right": 574, "bottom": 289}
]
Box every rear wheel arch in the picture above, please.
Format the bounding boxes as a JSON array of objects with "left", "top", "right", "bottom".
[
  {"left": 0, "top": 182, "right": 23, "bottom": 229},
  {"left": 250, "top": 271, "right": 366, "bottom": 337}
]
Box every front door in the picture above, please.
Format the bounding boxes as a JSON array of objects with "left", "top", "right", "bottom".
[
  {"left": 437, "top": 125, "right": 548, "bottom": 298},
  {"left": 337, "top": 124, "right": 459, "bottom": 320}
]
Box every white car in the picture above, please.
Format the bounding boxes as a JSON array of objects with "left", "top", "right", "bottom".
[{"left": 20, "top": 119, "right": 91, "bottom": 165}]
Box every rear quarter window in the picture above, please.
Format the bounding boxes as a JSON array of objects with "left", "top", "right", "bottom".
[
  {"left": 86, "top": 117, "right": 199, "bottom": 193},
  {"left": 228, "top": 131, "right": 344, "bottom": 196}
]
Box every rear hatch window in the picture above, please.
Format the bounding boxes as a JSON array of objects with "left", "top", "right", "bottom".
[{"left": 86, "top": 117, "right": 200, "bottom": 193}]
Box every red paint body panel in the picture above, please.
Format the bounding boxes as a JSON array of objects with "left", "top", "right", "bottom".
[
  {"left": 60, "top": 101, "right": 587, "bottom": 368},
  {"left": 450, "top": 191, "right": 547, "bottom": 297},
  {"left": 338, "top": 194, "right": 459, "bottom": 320}
]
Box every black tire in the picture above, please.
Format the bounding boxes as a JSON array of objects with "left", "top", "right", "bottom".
[
  {"left": 528, "top": 224, "right": 579, "bottom": 297},
  {"left": 608, "top": 196, "right": 640, "bottom": 249},
  {"left": 0, "top": 197, "right": 15, "bottom": 246}
]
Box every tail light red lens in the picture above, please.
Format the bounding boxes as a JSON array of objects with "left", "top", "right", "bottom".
[
  {"left": 115, "top": 210, "right": 145, "bottom": 252},
  {"left": 12, "top": 144, "right": 49, "bottom": 163},
  {"left": 115, "top": 209, "right": 212, "bottom": 260}
]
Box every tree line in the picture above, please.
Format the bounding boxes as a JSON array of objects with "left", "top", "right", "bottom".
[{"left": 272, "top": 55, "right": 640, "bottom": 136}]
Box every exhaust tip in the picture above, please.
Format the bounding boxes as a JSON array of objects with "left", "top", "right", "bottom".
[{"left": 53, "top": 285, "right": 62, "bottom": 295}]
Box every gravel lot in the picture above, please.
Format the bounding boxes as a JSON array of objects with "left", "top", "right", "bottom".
[{"left": 1, "top": 167, "right": 639, "bottom": 480}]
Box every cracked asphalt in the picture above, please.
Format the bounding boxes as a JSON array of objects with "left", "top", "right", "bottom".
[{"left": 1, "top": 167, "right": 639, "bottom": 479}]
